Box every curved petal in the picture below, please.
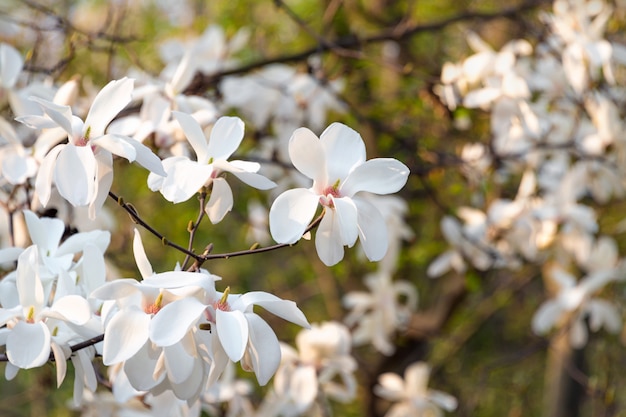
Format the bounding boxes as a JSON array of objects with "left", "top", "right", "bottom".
[
  {"left": 84, "top": 78, "right": 134, "bottom": 137},
  {"left": 0, "top": 43, "right": 23, "bottom": 89},
  {"left": 27, "top": 97, "right": 75, "bottom": 138},
  {"left": 288, "top": 127, "right": 326, "bottom": 183},
  {"left": 34, "top": 144, "right": 65, "bottom": 207},
  {"left": 149, "top": 297, "right": 206, "bottom": 347},
  {"left": 341, "top": 158, "right": 410, "bottom": 197},
  {"left": 126, "top": 137, "right": 166, "bottom": 176},
  {"left": 163, "top": 342, "right": 195, "bottom": 384},
  {"left": 319, "top": 123, "right": 366, "bottom": 182},
  {"left": 354, "top": 197, "right": 388, "bottom": 262},
  {"left": 123, "top": 341, "right": 163, "bottom": 390},
  {"left": 234, "top": 292, "right": 310, "bottom": 328},
  {"left": 133, "top": 229, "right": 153, "bottom": 279},
  {"left": 216, "top": 159, "right": 276, "bottom": 190},
  {"left": 92, "top": 134, "right": 136, "bottom": 161},
  {"left": 216, "top": 309, "right": 248, "bottom": 362},
  {"left": 269, "top": 188, "right": 320, "bottom": 244},
  {"left": 160, "top": 158, "right": 213, "bottom": 203},
  {"left": 89, "top": 279, "right": 140, "bottom": 300},
  {"left": 244, "top": 313, "right": 281, "bottom": 385},
  {"left": 102, "top": 308, "right": 150, "bottom": 365},
  {"left": 333, "top": 196, "right": 359, "bottom": 247},
  {"left": 6, "top": 321, "right": 50, "bottom": 369},
  {"left": 89, "top": 149, "right": 113, "bottom": 220},
  {"left": 315, "top": 209, "right": 345, "bottom": 266},
  {"left": 46, "top": 294, "right": 91, "bottom": 325},
  {"left": 54, "top": 145, "right": 96, "bottom": 207},
  {"left": 173, "top": 111, "right": 209, "bottom": 163},
  {"left": 16, "top": 246, "right": 44, "bottom": 312},
  {"left": 205, "top": 177, "right": 233, "bottom": 224},
  {"left": 23, "top": 210, "right": 64, "bottom": 253},
  {"left": 531, "top": 301, "right": 561, "bottom": 334},
  {"left": 207, "top": 116, "right": 244, "bottom": 161}
]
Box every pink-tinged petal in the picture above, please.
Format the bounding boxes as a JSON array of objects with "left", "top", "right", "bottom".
[
  {"left": 319, "top": 123, "right": 366, "bottom": 182},
  {"left": 125, "top": 137, "right": 166, "bottom": 176},
  {"left": 54, "top": 145, "right": 96, "bottom": 207},
  {"left": 26, "top": 97, "right": 75, "bottom": 138},
  {"left": 89, "top": 149, "right": 113, "bottom": 220},
  {"left": 216, "top": 159, "right": 277, "bottom": 190},
  {"left": 23, "top": 210, "right": 64, "bottom": 252},
  {"left": 333, "top": 196, "right": 359, "bottom": 247},
  {"left": 243, "top": 313, "right": 280, "bottom": 385},
  {"left": 160, "top": 158, "right": 213, "bottom": 203},
  {"left": 92, "top": 134, "right": 136, "bottom": 161},
  {"left": 34, "top": 143, "right": 64, "bottom": 206},
  {"left": 6, "top": 321, "right": 50, "bottom": 368},
  {"left": 354, "top": 197, "right": 388, "bottom": 262},
  {"left": 341, "top": 158, "right": 410, "bottom": 197},
  {"left": 103, "top": 308, "right": 150, "bottom": 365},
  {"left": 149, "top": 297, "right": 206, "bottom": 347},
  {"left": 47, "top": 295, "right": 90, "bottom": 324},
  {"left": 205, "top": 177, "right": 233, "bottom": 224},
  {"left": 315, "top": 210, "right": 345, "bottom": 266},
  {"left": 84, "top": 78, "right": 134, "bottom": 137},
  {"left": 207, "top": 116, "right": 244, "bottom": 161},
  {"left": 234, "top": 292, "right": 310, "bottom": 328},
  {"left": 288, "top": 127, "right": 326, "bottom": 183},
  {"left": 0, "top": 43, "right": 23, "bottom": 89},
  {"left": 173, "top": 111, "right": 209, "bottom": 164},
  {"left": 216, "top": 309, "right": 248, "bottom": 362},
  {"left": 16, "top": 246, "right": 44, "bottom": 311},
  {"left": 269, "top": 188, "right": 320, "bottom": 244},
  {"left": 133, "top": 229, "right": 153, "bottom": 279}
]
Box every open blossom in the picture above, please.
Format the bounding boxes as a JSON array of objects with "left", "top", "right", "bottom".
[
  {"left": 17, "top": 77, "right": 166, "bottom": 218},
  {"left": 148, "top": 111, "right": 276, "bottom": 223},
  {"left": 269, "top": 123, "right": 410, "bottom": 266},
  {"left": 375, "top": 362, "right": 457, "bottom": 417}
]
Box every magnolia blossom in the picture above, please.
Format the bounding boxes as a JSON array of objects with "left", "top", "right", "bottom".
[
  {"left": 148, "top": 111, "right": 276, "bottom": 223},
  {"left": 269, "top": 123, "right": 410, "bottom": 266},
  {"left": 17, "top": 77, "right": 166, "bottom": 218},
  {"left": 375, "top": 361, "right": 457, "bottom": 417}
]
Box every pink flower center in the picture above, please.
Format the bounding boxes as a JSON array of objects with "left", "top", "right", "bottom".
[{"left": 319, "top": 181, "right": 341, "bottom": 208}]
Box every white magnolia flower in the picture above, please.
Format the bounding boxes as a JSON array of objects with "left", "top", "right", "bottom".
[
  {"left": 375, "top": 361, "right": 457, "bottom": 417},
  {"left": 17, "top": 77, "right": 166, "bottom": 218},
  {"left": 269, "top": 123, "right": 410, "bottom": 266},
  {"left": 148, "top": 111, "right": 276, "bottom": 223}
]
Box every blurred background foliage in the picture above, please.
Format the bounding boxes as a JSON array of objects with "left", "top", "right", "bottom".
[{"left": 2, "top": 0, "right": 626, "bottom": 416}]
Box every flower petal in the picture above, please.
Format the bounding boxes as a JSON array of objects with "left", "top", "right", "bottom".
[
  {"left": 102, "top": 308, "right": 150, "bottom": 365},
  {"left": 354, "top": 197, "right": 388, "bottom": 261},
  {"left": 6, "top": 321, "right": 50, "bottom": 369},
  {"left": 159, "top": 157, "right": 213, "bottom": 203},
  {"left": 54, "top": 145, "right": 96, "bottom": 207},
  {"left": 23, "top": 210, "right": 64, "bottom": 253},
  {"left": 319, "top": 123, "right": 366, "bottom": 182},
  {"left": 92, "top": 134, "right": 136, "bottom": 161},
  {"left": 315, "top": 209, "right": 345, "bottom": 266},
  {"left": 269, "top": 188, "right": 320, "bottom": 244},
  {"left": 217, "top": 160, "right": 277, "bottom": 190},
  {"left": 288, "top": 127, "right": 326, "bottom": 183},
  {"left": 207, "top": 116, "right": 244, "bottom": 161},
  {"left": 133, "top": 229, "right": 154, "bottom": 279},
  {"left": 26, "top": 97, "right": 75, "bottom": 138},
  {"left": 243, "top": 313, "right": 281, "bottom": 385},
  {"left": 34, "top": 144, "right": 64, "bottom": 207},
  {"left": 126, "top": 137, "right": 166, "bottom": 176},
  {"left": 333, "top": 196, "right": 359, "bottom": 247},
  {"left": 341, "top": 158, "right": 409, "bottom": 197},
  {"left": 173, "top": 111, "right": 210, "bottom": 163},
  {"left": 84, "top": 78, "right": 134, "bottom": 137},
  {"left": 47, "top": 294, "right": 91, "bottom": 325},
  {"left": 216, "top": 309, "right": 248, "bottom": 362},
  {"left": 149, "top": 297, "right": 206, "bottom": 347},
  {"left": 205, "top": 177, "right": 233, "bottom": 224},
  {"left": 234, "top": 291, "right": 310, "bottom": 328},
  {"left": 0, "top": 43, "right": 23, "bottom": 89}
]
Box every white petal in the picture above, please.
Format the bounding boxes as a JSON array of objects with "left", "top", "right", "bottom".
[
  {"left": 90, "top": 279, "right": 140, "bottom": 300},
  {"left": 216, "top": 309, "right": 248, "bottom": 362},
  {"left": 133, "top": 229, "right": 153, "bottom": 279},
  {"left": 47, "top": 295, "right": 91, "bottom": 325},
  {"left": 160, "top": 158, "right": 213, "bottom": 203},
  {"left": 89, "top": 149, "right": 113, "bottom": 219},
  {"left": 354, "top": 197, "right": 388, "bottom": 261},
  {"left": 269, "top": 188, "right": 320, "bottom": 244},
  {"left": 54, "top": 145, "right": 96, "bottom": 206},
  {"left": 92, "top": 134, "right": 136, "bottom": 161},
  {"left": 319, "top": 123, "right": 366, "bottom": 182},
  {"left": 16, "top": 246, "right": 44, "bottom": 312},
  {"left": 127, "top": 137, "right": 166, "bottom": 176},
  {"left": 23, "top": 210, "right": 64, "bottom": 252},
  {"left": 34, "top": 144, "right": 64, "bottom": 207},
  {"left": 84, "top": 78, "right": 134, "bottom": 137},
  {"left": 207, "top": 116, "right": 244, "bottom": 161},
  {"left": 103, "top": 308, "right": 150, "bottom": 365},
  {"left": 244, "top": 313, "right": 281, "bottom": 385},
  {"left": 341, "top": 158, "right": 409, "bottom": 197},
  {"left": 217, "top": 160, "right": 277, "bottom": 190},
  {"left": 288, "top": 127, "right": 326, "bottom": 183},
  {"left": 333, "top": 197, "right": 359, "bottom": 247},
  {"left": 149, "top": 297, "right": 206, "bottom": 347},
  {"left": 173, "top": 111, "right": 209, "bottom": 163},
  {"left": 6, "top": 321, "right": 50, "bottom": 369},
  {"left": 163, "top": 342, "right": 195, "bottom": 384},
  {"left": 123, "top": 342, "right": 163, "bottom": 391},
  {"left": 50, "top": 342, "right": 68, "bottom": 387},
  {"left": 531, "top": 301, "right": 561, "bottom": 335},
  {"left": 205, "top": 177, "right": 233, "bottom": 224},
  {"left": 0, "top": 43, "right": 23, "bottom": 89},
  {"left": 315, "top": 209, "right": 345, "bottom": 266},
  {"left": 27, "top": 97, "right": 75, "bottom": 138},
  {"left": 234, "top": 292, "right": 310, "bottom": 328}
]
